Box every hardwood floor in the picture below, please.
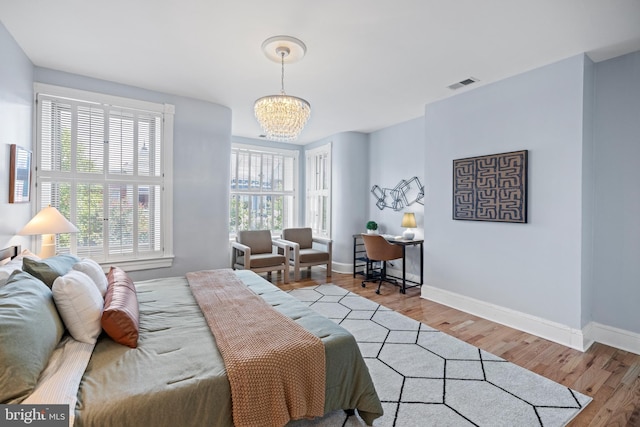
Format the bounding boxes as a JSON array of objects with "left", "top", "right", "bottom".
[{"left": 263, "top": 269, "right": 640, "bottom": 427}]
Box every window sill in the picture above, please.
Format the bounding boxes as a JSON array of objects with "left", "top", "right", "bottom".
[{"left": 99, "top": 255, "right": 174, "bottom": 273}]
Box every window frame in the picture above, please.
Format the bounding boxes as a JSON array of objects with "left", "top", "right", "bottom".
[
  {"left": 305, "top": 143, "right": 332, "bottom": 238},
  {"left": 229, "top": 143, "right": 299, "bottom": 237},
  {"left": 33, "top": 83, "right": 174, "bottom": 271}
]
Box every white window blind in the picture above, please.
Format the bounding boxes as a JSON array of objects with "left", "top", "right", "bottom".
[
  {"left": 229, "top": 144, "right": 298, "bottom": 235},
  {"left": 35, "top": 85, "right": 174, "bottom": 268},
  {"left": 305, "top": 143, "right": 331, "bottom": 238}
]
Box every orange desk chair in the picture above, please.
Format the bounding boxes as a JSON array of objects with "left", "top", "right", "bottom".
[{"left": 360, "top": 234, "right": 403, "bottom": 294}]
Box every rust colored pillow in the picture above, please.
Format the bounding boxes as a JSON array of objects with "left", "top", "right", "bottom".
[{"left": 101, "top": 267, "right": 139, "bottom": 348}]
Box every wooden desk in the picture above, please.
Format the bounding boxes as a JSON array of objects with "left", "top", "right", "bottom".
[{"left": 353, "top": 234, "right": 423, "bottom": 294}]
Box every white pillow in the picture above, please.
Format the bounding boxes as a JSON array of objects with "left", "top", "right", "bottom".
[
  {"left": 52, "top": 270, "right": 104, "bottom": 344},
  {"left": 72, "top": 258, "right": 108, "bottom": 297}
]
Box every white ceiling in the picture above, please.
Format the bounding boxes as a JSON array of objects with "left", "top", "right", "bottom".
[{"left": 1, "top": 0, "right": 640, "bottom": 144}]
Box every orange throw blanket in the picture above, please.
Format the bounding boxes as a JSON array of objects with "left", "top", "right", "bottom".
[{"left": 186, "top": 269, "right": 326, "bottom": 427}]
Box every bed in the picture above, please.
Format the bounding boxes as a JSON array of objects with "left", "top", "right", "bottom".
[{"left": 0, "top": 245, "right": 383, "bottom": 427}]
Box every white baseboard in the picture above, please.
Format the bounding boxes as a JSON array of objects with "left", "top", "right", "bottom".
[
  {"left": 332, "top": 261, "right": 353, "bottom": 275},
  {"left": 421, "top": 285, "right": 590, "bottom": 351},
  {"left": 386, "top": 267, "right": 421, "bottom": 285},
  {"left": 332, "top": 264, "right": 422, "bottom": 283},
  {"left": 336, "top": 269, "right": 640, "bottom": 355},
  {"left": 584, "top": 322, "right": 640, "bottom": 355}
]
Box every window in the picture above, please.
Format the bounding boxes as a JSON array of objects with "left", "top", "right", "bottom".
[
  {"left": 34, "top": 84, "right": 174, "bottom": 269},
  {"left": 229, "top": 144, "right": 298, "bottom": 236},
  {"left": 305, "top": 143, "right": 331, "bottom": 237}
]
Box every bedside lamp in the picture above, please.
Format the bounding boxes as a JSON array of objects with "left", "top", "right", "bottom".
[
  {"left": 401, "top": 212, "right": 416, "bottom": 240},
  {"left": 19, "top": 206, "right": 78, "bottom": 258}
]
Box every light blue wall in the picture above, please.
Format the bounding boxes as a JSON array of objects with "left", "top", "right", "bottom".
[
  {"left": 0, "top": 22, "right": 33, "bottom": 251},
  {"left": 592, "top": 51, "right": 640, "bottom": 334},
  {"left": 368, "top": 117, "right": 425, "bottom": 277},
  {"left": 424, "top": 55, "right": 588, "bottom": 329},
  {"left": 33, "top": 68, "right": 232, "bottom": 281}
]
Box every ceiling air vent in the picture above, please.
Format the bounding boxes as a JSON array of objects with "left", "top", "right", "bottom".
[{"left": 448, "top": 77, "right": 479, "bottom": 90}]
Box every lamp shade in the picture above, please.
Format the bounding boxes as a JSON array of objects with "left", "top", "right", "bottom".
[
  {"left": 401, "top": 212, "right": 417, "bottom": 228},
  {"left": 19, "top": 206, "right": 78, "bottom": 235}
]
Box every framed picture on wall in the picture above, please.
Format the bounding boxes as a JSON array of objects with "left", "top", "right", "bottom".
[
  {"left": 9, "top": 144, "right": 32, "bottom": 203},
  {"left": 452, "top": 150, "right": 528, "bottom": 223}
]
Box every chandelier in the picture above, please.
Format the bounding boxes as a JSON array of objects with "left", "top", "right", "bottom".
[{"left": 254, "top": 36, "right": 311, "bottom": 142}]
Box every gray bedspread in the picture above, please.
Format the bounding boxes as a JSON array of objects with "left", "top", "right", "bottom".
[{"left": 74, "top": 270, "right": 382, "bottom": 426}]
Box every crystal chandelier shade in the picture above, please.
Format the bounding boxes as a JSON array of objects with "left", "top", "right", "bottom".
[
  {"left": 254, "top": 36, "right": 311, "bottom": 142},
  {"left": 254, "top": 94, "right": 311, "bottom": 142}
]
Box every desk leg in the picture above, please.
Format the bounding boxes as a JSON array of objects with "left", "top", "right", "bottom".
[
  {"left": 420, "top": 241, "right": 424, "bottom": 286},
  {"left": 401, "top": 246, "right": 406, "bottom": 294},
  {"left": 353, "top": 236, "right": 356, "bottom": 278}
]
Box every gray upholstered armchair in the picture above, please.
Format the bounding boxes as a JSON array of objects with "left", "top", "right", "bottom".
[
  {"left": 279, "top": 228, "right": 332, "bottom": 281},
  {"left": 231, "top": 230, "right": 290, "bottom": 283}
]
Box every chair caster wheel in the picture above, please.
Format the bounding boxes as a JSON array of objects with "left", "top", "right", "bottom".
[
  {"left": 375, "top": 290, "right": 380, "bottom": 295},
  {"left": 361, "top": 282, "right": 366, "bottom": 288}
]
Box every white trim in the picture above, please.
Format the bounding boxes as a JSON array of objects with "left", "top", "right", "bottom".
[
  {"left": 420, "top": 285, "right": 640, "bottom": 355},
  {"left": 386, "top": 267, "right": 421, "bottom": 284},
  {"left": 581, "top": 322, "right": 596, "bottom": 351},
  {"left": 232, "top": 142, "right": 298, "bottom": 157},
  {"left": 332, "top": 265, "right": 422, "bottom": 283},
  {"left": 34, "top": 83, "right": 173, "bottom": 114},
  {"left": 421, "top": 285, "right": 589, "bottom": 351},
  {"left": 162, "top": 109, "right": 175, "bottom": 260},
  {"left": 584, "top": 322, "right": 640, "bottom": 356},
  {"left": 332, "top": 261, "right": 352, "bottom": 274}
]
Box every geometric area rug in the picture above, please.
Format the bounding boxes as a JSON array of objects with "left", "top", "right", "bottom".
[{"left": 287, "top": 284, "right": 592, "bottom": 427}]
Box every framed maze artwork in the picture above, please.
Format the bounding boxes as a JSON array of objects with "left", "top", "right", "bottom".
[{"left": 452, "top": 150, "right": 528, "bottom": 223}]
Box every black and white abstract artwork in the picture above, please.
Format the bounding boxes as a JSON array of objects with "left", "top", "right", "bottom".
[
  {"left": 453, "top": 150, "right": 528, "bottom": 223},
  {"left": 371, "top": 176, "right": 424, "bottom": 211}
]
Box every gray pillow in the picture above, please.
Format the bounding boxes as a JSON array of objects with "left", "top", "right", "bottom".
[
  {"left": 22, "top": 254, "right": 80, "bottom": 288},
  {"left": 0, "top": 271, "right": 64, "bottom": 403}
]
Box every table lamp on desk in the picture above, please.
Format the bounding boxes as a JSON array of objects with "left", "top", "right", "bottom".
[
  {"left": 19, "top": 206, "right": 78, "bottom": 258},
  {"left": 401, "top": 212, "right": 416, "bottom": 240}
]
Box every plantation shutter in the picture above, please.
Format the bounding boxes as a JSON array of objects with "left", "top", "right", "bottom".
[
  {"left": 229, "top": 145, "right": 298, "bottom": 235},
  {"left": 36, "top": 92, "right": 167, "bottom": 263},
  {"left": 305, "top": 144, "right": 331, "bottom": 238}
]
